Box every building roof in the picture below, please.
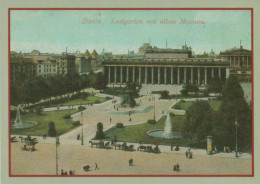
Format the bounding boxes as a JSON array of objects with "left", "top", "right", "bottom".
[
  {"left": 220, "top": 46, "right": 251, "bottom": 56},
  {"left": 91, "top": 49, "right": 99, "bottom": 58},
  {"left": 11, "top": 57, "right": 35, "bottom": 64},
  {"left": 84, "top": 50, "right": 91, "bottom": 56}
]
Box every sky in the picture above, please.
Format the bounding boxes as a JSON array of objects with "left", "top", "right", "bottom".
[{"left": 10, "top": 10, "right": 251, "bottom": 55}]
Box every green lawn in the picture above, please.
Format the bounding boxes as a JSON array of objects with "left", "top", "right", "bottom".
[
  {"left": 103, "top": 115, "right": 187, "bottom": 145},
  {"left": 11, "top": 110, "right": 80, "bottom": 136},
  {"left": 62, "top": 95, "right": 107, "bottom": 106},
  {"left": 173, "top": 100, "right": 222, "bottom": 111}
]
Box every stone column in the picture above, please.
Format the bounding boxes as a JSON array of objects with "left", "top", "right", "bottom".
[
  {"left": 211, "top": 68, "right": 214, "bottom": 78},
  {"left": 171, "top": 67, "right": 173, "bottom": 84},
  {"left": 184, "top": 67, "right": 187, "bottom": 84},
  {"left": 145, "top": 67, "right": 148, "bottom": 84},
  {"left": 198, "top": 68, "right": 200, "bottom": 85},
  {"left": 177, "top": 67, "right": 180, "bottom": 84},
  {"left": 120, "top": 66, "right": 123, "bottom": 84},
  {"left": 108, "top": 66, "right": 111, "bottom": 83},
  {"left": 152, "top": 67, "right": 154, "bottom": 84},
  {"left": 191, "top": 67, "right": 193, "bottom": 84},
  {"left": 229, "top": 57, "right": 232, "bottom": 67},
  {"left": 114, "top": 67, "right": 117, "bottom": 83},
  {"left": 218, "top": 68, "right": 221, "bottom": 78},
  {"left": 139, "top": 67, "right": 142, "bottom": 84},
  {"left": 226, "top": 68, "right": 230, "bottom": 79},
  {"left": 133, "top": 67, "right": 135, "bottom": 82},
  {"left": 205, "top": 67, "right": 207, "bottom": 85},
  {"left": 126, "top": 67, "right": 129, "bottom": 83},
  {"left": 247, "top": 57, "right": 249, "bottom": 67},
  {"left": 158, "top": 67, "right": 161, "bottom": 84},
  {"left": 164, "top": 67, "right": 167, "bottom": 84}
]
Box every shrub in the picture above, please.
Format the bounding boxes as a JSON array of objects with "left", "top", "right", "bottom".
[
  {"left": 78, "top": 106, "right": 86, "bottom": 111},
  {"left": 72, "top": 121, "right": 80, "bottom": 126},
  {"left": 180, "top": 99, "right": 185, "bottom": 103},
  {"left": 95, "top": 122, "right": 105, "bottom": 139},
  {"left": 106, "top": 96, "right": 112, "bottom": 100},
  {"left": 148, "top": 120, "right": 156, "bottom": 124},
  {"left": 95, "top": 100, "right": 100, "bottom": 103},
  {"left": 63, "top": 114, "right": 71, "bottom": 119},
  {"left": 116, "top": 123, "right": 124, "bottom": 128},
  {"left": 47, "top": 121, "right": 57, "bottom": 137}
]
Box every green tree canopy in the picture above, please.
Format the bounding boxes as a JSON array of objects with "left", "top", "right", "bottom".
[{"left": 183, "top": 100, "right": 214, "bottom": 141}]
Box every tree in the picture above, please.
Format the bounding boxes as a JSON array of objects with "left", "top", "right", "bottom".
[
  {"left": 215, "top": 75, "right": 251, "bottom": 151},
  {"left": 160, "top": 90, "right": 169, "bottom": 99},
  {"left": 181, "top": 84, "right": 199, "bottom": 96},
  {"left": 47, "top": 121, "right": 57, "bottom": 137},
  {"left": 183, "top": 101, "right": 214, "bottom": 141},
  {"left": 95, "top": 122, "right": 104, "bottom": 139},
  {"left": 208, "top": 77, "right": 224, "bottom": 93}
]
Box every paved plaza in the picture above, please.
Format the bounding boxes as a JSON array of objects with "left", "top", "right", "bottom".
[{"left": 11, "top": 142, "right": 252, "bottom": 175}]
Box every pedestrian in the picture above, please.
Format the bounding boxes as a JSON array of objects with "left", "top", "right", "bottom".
[
  {"left": 117, "top": 108, "right": 118, "bottom": 111},
  {"left": 189, "top": 152, "right": 193, "bottom": 159},
  {"left": 64, "top": 171, "right": 68, "bottom": 175},
  {"left": 61, "top": 169, "right": 64, "bottom": 175},
  {"left": 95, "top": 163, "right": 99, "bottom": 170},
  {"left": 185, "top": 150, "right": 188, "bottom": 158},
  {"left": 129, "top": 117, "right": 131, "bottom": 122},
  {"left": 129, "top": 159, "right": 133, "bottom": 166},
  {"left": 129, "top": 112, "right": 131, "bottom": 116},
  {"left": 175, "top": 144, "right": 179, "bottom": 151},
  {"left": 69, "top": 169, "right": 73, "bottom": 175},
  {"left": 176, "top": 163, "right": 180, "bottom": 171},
  {"left": 162, "top": 110, "right": 164, "bottom": 115},
  {"left": 110, "top": 117, "right": 112, "bottom": 123},
  {"left": 171, "top": 143, "right": 174, "bottom": 151}
]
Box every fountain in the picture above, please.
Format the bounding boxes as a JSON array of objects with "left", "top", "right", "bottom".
[
  {"left": 147, "top": 113, "right": 182, "bottom": 139},
  {"left": 11, "top": 105, "right": 36, "bottom": 129}
]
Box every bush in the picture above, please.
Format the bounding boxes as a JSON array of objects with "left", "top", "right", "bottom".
[
  {"left": 116, "top": 123, "right": 124, "bottom": 128},
  {"left": 180, "top": 99, "right": 185, "bottom": 103},
  {"left": 148, "top": 120, "right": 156, "bottom": 124},
  {"left": 78, "top": 105, "right": 86, "bottom": 111},
  {"left": 95, "top": 100, "right": 100, "bottom": 103},
  {"left": 160, "top": 90, "right": 169, "bottom": 99},
  {"left": 47, "top": 121, "right": 57, "bottom": 137},
  {"left": 106, "top": 96, "right": 112, "bottom": 100},
  {"left": 72, "top": 121, "right": 80, "bottom": 126},
  {"left": 95, "top": 122, "right": 105, "bottom": 139},
  {"left": 63, "top": 114, "right": 71, "bottom": 119}
]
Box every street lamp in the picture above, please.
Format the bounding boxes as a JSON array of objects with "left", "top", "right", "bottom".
[
  {"left": 55, "top": 136, "right": 60, "bottom": 175},
  {"left": 235, "top": 120, "right": 239, "bottom": 158},
  {"left": 153, "top": 95, "right": 156, "bottom": 122},
  {"left": 81, "top": 111, "right": 84, "bottom": 145}
]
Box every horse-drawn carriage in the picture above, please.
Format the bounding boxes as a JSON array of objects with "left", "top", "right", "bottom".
[
  {"left": 20, "top": 141, "right": 38, "bottom": 152},
  {"left": 111, "top": 142, "right": 135, "bottom": 151},
  {"left": 89, "top": 140, "right": 111, "bottom": 149},
  {"left": 137, "top": 145, "right": 160, "bottom": 153},
  {"left": 10, "top": 136, "right": 18, "bottom": 142}
]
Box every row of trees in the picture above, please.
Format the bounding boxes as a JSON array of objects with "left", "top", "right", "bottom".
[
  {"left": 11, "top": 72, "right": 107, "bottom": 106},
  {"left": 183, "top": 76, "right": 252, "bottom": 151}
]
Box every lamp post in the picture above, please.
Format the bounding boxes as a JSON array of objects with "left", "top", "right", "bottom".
[
  {"left": 153, "top": 95, "right": 156, "bottom": 122},
  {"left": 55, "top": 136, "right": 60, "bottom": 175},
  {"left": 235, "top": 120, "right": 238, "bottom": 158},
  {"left": 81, "top": 111, "right": 84, "bottom": 145}
]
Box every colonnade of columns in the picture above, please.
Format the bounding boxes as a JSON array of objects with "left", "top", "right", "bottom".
[
  {"left": 106, "top": 66, "right": 227, "bottom": 85},
  {"left": 226, "top": 56, "right": 251, "bottom": 67}
]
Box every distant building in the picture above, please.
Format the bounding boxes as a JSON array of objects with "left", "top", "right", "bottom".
[
  {"left": 53, "top": 54, "right": 76, "bottom": 76},
  {"left": 220, "top": 44, "right": 251, "bottom": 82},
  {"left": 138, "top": 43, "right": 153, "bottom": 54},
  {"left": 10, "top": 56, "right": 36, "bottom": 82},
  {"left": 30, "top": 50, "right": 41, "bottom": 56},
  {"left": 31, "top": 56, "right": 57, "bottom": 77},
  {"left": 73, "top": 51, "right": 92, "bottom": 74}
]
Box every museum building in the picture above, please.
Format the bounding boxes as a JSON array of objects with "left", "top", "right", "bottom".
[{"left": 102, "top": 44, "right": 230, "bottom": 85}]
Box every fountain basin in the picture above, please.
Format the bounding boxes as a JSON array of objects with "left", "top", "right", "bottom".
[
  {"left": 147, "top": 129, "right": 183, "bottom": 139},
  {"left": 11, "top": 121, "right": 37, "bottom": 129}
]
